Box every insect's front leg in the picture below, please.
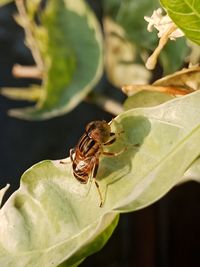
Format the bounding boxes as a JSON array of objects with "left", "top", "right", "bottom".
[
  {"left": 92, "top": 158, "right": 103, "bottom": 207},
  {"left": 102, "top": 139, "right": 127, "bottom": 157},
  {"left": 104, "top": 127, "right": 125, "bottom": 147},
  {"left": 103, "top": 132, "right": 116, "bottom": 146}
]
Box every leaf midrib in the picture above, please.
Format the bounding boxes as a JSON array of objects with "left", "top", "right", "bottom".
[
  {"left": 165, "top": 0, "right": 200, "bottom": 21},
  {"left": 115, "top": 116, "right": 200, "bottom": 210}
]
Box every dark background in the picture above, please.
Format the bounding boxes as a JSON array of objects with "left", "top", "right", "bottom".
[{"left": 0, "top": 2, "right": 200, "bottom": 267}]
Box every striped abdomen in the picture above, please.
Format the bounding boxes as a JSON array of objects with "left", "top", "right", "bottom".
[
  {"left": 78, "top": 133, "right": 100, "bottom": 158},
  {"left": 72, "top": 133, "right": 101, "bottom": 183}
]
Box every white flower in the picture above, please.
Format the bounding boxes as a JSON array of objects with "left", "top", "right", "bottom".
[{"left": 144, "top": 8, "right": 184, "bottom": 40}]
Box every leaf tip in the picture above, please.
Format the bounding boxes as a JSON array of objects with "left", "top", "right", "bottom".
[{"left": 0, "top": 183, "right": 10, "bottom": 206}]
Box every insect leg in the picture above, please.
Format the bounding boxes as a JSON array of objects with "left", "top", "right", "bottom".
[
  {"left": 103, "top": 131, "right": 127, "bottom": 156},
  {"left": 103, "top": 132, "right": 115, "bottom": 146},
  {"left": 92, "top": 158, "right": 103, "bottom": 207},
  {"left": 104, "top": 137, "right": 116, "bottom": 146},
  {"left": 105, "top": 129, "right": 125, "bottom": 147},
  {"left": 69, "top": 148, "right": 75, "bottom": 161},
  {"left": 60, "top": 148, "right": 75, "bottom": 164},
  {"left": 102, "top": 148, "right": 126, "bottom": 157}
]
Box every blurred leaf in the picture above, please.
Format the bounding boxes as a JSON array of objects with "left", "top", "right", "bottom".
[
  {"left": 161, "top": 0, "right": 200, "bottom": 46},
  {"left": 26, "top": 0, "right": 41, "bottom": 19},
  {"left": 7, "top": 0, "right": 103, "bottom": 120},
  {"left": 103, "top": 0, "right": 188, "bottom": 75},
  {"left": 0, "top": 0, "right": 12, "bottom": 6},
  {"left": 104, "top": 0, "right": 159, "bottom": 49},
  {"left": 186, "top": 40, "right": 200, "bottom": 65},
  {"left": 1, "top": 86, "right": 41, "bottom": 101},
  {"left": 122, "top": 65, "right": 198, "bottom": 99},
  {"left": 2, "top": 91, "right": 200, "bottom": 265},
  {"left": 103, "top": 17, "right": 151, "bottom": 88},
  {"left": 160, "top": 38, "right": 189, "bottom": 75},
  {"left": 123, "top": 65, "right": 199, "bottom": 111},
  {"left": 154, "top": 65, "right": 200, "bottom": 90},
  {"left": 124, "top": 90, "right": 174, "bottom": 110}
]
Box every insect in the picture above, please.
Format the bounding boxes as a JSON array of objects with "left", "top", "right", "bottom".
[{"left": 66, "top": 120, "right": 124, "bottom": 207}]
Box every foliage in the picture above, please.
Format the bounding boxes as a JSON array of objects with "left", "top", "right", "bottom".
[
  {"left": 1, "top": 0, "right": 103, "bottom": 119},
  {"left": 103, "top": 0, "right": 188, "bottom": 76},
  {"left": 1, "top": 0, "right": 200, "bottom": 266},
  {"left": 161, "top": 0, "right": 200, "bottom": 46},
  {"left": 1, "top": 90, "right": 200, "bottom": 266}
]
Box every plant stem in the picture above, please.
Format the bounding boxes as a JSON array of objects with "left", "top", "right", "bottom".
[
  {"left": 86, "top": 93, "right": 123, "bottom": 115},
  {"left": 146, "top": 24, "right": 177, "bottom": 70},
  {"left": 13, "top": 64, "right": 43, "bottom": 79},
  {"left": 15, "top": 0, "right": 44, "bottom": 71}
]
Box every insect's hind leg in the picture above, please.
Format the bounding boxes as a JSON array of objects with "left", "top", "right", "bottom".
[
  {"left": 60, "top": 148, "right": 75, "bottom": 164},
  {"left": 92, "top": 158, "right": 103, "bottom": 207}
]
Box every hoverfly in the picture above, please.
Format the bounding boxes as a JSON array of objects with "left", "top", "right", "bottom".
[{"left": 62, "top": 120, "right": 124, "bottom": 207}]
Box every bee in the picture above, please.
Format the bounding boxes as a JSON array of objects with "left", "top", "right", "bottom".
[{"left": 65, "top": 120, "right": 123, "bottom": 207}]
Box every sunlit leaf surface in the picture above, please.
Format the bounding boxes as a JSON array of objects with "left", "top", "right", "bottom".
[
  {"left": 1, "top": 91, "right": 200, "bottom": 266},
  {"left": 124, "top": 91, "right": 174, "bottom": 110}
]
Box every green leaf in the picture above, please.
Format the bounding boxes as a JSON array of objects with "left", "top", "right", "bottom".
[
  {"left": 7, "top": 0, "right": 103, "bottom": 120},
  {"left": 160, "top": 0, "right": 200, "bottom": 45},
  {"left": 2, "top": 91, "right": 200, "bottom": 265},
  {"left": 124, "top": 91, "right": 174, "bottom": 110},
  {"left": 113, "top": 92, "right": 200, "bottom": 211},
  {"left": 0, "top": 0, "right": 12, "bottom": 6},
  {"left": 0, "top": 163, "right": 119, "bottom": 266},
  {"left": 103, "top": 0, "right": 188, "bottom": 74}
]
